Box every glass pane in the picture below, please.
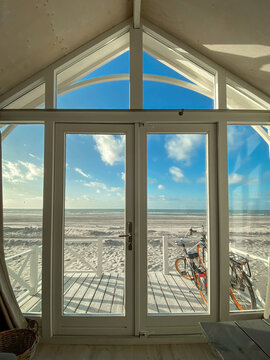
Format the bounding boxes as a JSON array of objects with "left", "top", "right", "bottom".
[
  {"left": 227, "top": 84, "right": 265, "bottom": 110},
  {"left": 147, "top": 133, "right": 208, "bottom": 314},
  {"left": 4, "top": 83, "right": 45, "bottom": 109},
  {"left": 2, "top": 125, "right": 44, "bottom": 314},
  {"left": 57, "top": 33, "right": 130, "bottom": 109},
  {"left": 63, "top": 133, "right": 126, "bottom": 316},
  {"left": 143, "top": 33, "right": 214, "bottom": 109},
  {"left": 228, "top": 125, "right": 270, "bottom": 312}
]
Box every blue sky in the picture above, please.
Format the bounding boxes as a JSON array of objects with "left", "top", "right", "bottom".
[{"left": 2, "top": 52, "right": 270, "bottom": 209}]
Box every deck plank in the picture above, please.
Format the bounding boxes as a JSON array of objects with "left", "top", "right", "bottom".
[
  {"left": 19, "top": 271, "right": 209, "bottom": 315},
  {"left": 99, "top": 272, "right": 118, "bottom": 314},
  {"left": 156, "top": 271, "right": 180, "bottom": 313},
  {"left": 87, "top": 273, "right": 111, "bottom": 313},
  {"left": 20, "top": 284, "right": 42, "bottom": 313},
  {"left": 148, "top": 275, "right": 159, "bottom": 314},
  {"left": 172, "top": 273, "right": 206, "bottom": 312},
  {"left": 77, "top": 273, "right": 103, "bottom": 313},
  {"left": 75, "top": 274, "right": 97, "bottom": 313},
  {"left": 111, "top": 273, "right": 125, "bottom": 315},
  {"left": 164, "top": 274, "right": 190, "bottom": 313},
  {"left": 65, "top": 273, "right": 89, "bottom": 313},
  {"left": 148, "top": 272, "right": 170, "bottom": 314}
]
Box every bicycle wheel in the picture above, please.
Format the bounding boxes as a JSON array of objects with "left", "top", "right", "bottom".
[
  {"left": 195, "top": 271, "right": 208, "bottom": 305},
  {"left": 175, "top": 257, "right": 192, "bottom": 279},
  {"left": 229, "top": 272, "right": 256, "bottom": 311}
]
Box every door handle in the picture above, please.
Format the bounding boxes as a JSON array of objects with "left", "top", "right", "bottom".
[{"left": 119, "top": 222, "right": 133, "bottom": 250}]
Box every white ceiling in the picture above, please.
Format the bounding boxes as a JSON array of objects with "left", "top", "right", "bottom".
[{"left": 1, "top": 0, "right": 270, "bottom": 98}]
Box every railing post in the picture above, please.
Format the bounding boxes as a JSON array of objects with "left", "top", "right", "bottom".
[
  {"left": 163, "top": 236, "right": 169, "bottom": 275},
  {"left": 97, "top": 239, "right": 103, "bottom": 277},
  {"left": 30, "top": 246, "right": 39, "bottom": 295},
  {"left": 264, "top": 257, "right": 270, "bottom": 318}
]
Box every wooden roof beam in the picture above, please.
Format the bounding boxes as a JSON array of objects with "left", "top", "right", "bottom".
[{"left": 133, "top": 0, "right": 141, "bottom": 29}]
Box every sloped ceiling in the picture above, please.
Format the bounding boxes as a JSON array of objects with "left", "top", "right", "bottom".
[
  {"left": 143, "top": 0, "right": 270, "bottom": 98},
  {"left": 0, "top": 0, "right": 132, "bottom": 95},
  {"left": 1, "top": 0, "right": 270, "bottom": 98}
]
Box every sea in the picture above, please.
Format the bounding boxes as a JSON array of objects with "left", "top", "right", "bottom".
[{"left": 3, "top": 209, "right": 270, "bottom": 216}]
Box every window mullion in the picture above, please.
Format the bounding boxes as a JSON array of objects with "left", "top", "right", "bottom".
[
  {"left": 217, "top": 119, "right": 230, "bottom": 320},
  {"left": 130, "top": 27, "right": 143, "bottom": 109},
  {"left": 45, "top": 69, "right": 56, "bottom": 109},
  {"left": 215, "top": 69, "right": 227, "bottom": 109}
]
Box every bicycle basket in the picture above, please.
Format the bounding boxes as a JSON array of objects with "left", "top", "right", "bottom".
[{"left": 229, "top": 252, "right": 251, "bottom": 277}]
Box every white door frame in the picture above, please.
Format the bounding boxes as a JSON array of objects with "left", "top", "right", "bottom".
[{"left": 52, "top": 122, "right": 135, "bottom": 336}]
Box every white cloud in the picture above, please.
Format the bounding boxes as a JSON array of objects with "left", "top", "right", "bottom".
[
  {"left": 19, "top": 161, "right": 43, "bottom": 180},
  {"left": 121, "top": 172, "right": 125, "bottom": 181},
  {"left": 197, "top": 176, "right": 206, "bottom": 183},
  {"left": 3, "top": 160, "right": 43, "bottom": 183},
  {"left": 229, "top": 173, "right": 260, "bottom": 186},
  {"left": 93, "top": 135, "right": 125, "bottom": 166},
  {"left": 229, "top": 173, "right": 244, "bottom": 185},
  {"left": 245, "top": 178, "right": 260, "bottom": 185},
  {"left": 158, "top": 184, "right": 165, "bottom": 190},
  {"left": 2, "top": 161, "right": 24, "bottom": 183},
  {"left": 28, "top": 153, "right": 40, "bottom": 160},
  {"left": 148, "top": 177, "right": 157, "bottom": 184},
  {"left": 74, "top": 167, "right": 91, "bottom": 178},
  {"left": 227, "top": 126, "right": 246, "bottom": 151},
  {"left": 165, "top": 134, "right": 203, "bottom": 165},
  {"left": 84, "top": 181, "right": 108, "bottom": 190},
  {"left": 84, "top": 181, "right": 123, "bottom": 193},
  {"left": 169, "top": 166, "right": 186, "bottom": 182},
  {"left": 110, "top": 187, "right": 123, "bottom": 192}
]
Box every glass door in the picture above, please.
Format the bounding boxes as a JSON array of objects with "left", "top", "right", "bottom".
[
  {"left": 138, "top": 123, "right": 218, "bottom": 334},
  {"left": 52, "top": 123, "right": 134, "bottom": 335}
]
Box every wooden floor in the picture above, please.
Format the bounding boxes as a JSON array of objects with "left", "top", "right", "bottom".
[
  {"left": 33, "top": 344, "right": 219, "bottom": 360},
  {"left": 19, "top": 271, "right": 206, "bottom": 314}
]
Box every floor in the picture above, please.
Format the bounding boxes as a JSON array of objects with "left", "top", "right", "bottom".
[
  {"left": 33, "top": 343, "right": 219, "bottom": 360},
  {"left": 19, "top": 271, "right": 206, "bottom": 314}
]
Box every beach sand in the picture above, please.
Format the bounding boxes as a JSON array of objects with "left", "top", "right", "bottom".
[{"left": 3, "top": 211, "right": 269, "bottom": 310}]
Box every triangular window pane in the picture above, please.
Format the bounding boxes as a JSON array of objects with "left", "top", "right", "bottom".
[
  {"left": 143, "top": 32, "right": 215, "bottom": 109},
  {"left": 57, "top": 33, "right": 129, "bottom": 109},
  {"left": 143, "top": 52, "right": 193, "bottom": 83},
  {"left": 76, "top": 51, "right": 129, "bottom": 83}
]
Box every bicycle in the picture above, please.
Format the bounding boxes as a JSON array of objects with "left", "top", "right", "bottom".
[
  {"left": 175, "top": 227, "right": 257, "bottom": 311},
  {"left": 229, "top": 252, "right": 257, "bottom": 310},
  {"left": 175, "top": 227, "right": 208, "bottom": 305}
]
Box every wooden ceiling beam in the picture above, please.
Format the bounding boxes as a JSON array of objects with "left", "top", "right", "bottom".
[{"left": 133, "top": 0, "right": 141, "bottom": 28}]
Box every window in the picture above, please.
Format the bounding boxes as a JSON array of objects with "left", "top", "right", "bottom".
[
  {"left": 143, "top": 33, "right": 215, "bottom": 109},
  {"left": 57, "top": 34, "right": 130, "bottom": 109},
  {"left": 228, "top": 124, "right": 270, "bottom": 312},
  {"left": 1, "top": 124, "right": 44, "bottom": 314}
]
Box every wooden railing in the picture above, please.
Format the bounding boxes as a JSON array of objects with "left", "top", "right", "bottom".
[
  {"left": 5, "top": 238, "right": 105, "bottom": 300},
  {"left": 5, "top": 245, "right": 42, "bottom": 296},
  {"left": 65, "top": 239, "right": 103, "bottom": 276}
]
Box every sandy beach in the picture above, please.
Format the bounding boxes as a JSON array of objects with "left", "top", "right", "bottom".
[{"left": 3, "top": 210, "right": 269, "bottom": 310}]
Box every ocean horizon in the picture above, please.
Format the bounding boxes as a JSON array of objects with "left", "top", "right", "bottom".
[{"left": 3, "top": 208, "right": 270, "bottom": 216}]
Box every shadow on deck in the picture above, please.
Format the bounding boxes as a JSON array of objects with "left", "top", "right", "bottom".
[{"left": 18, "top": 271, "right": 207, "bottom": 314}]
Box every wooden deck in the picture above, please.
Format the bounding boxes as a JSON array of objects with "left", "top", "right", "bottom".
[{"left": 19, "top": 271, "right": 207, "bottom": 314}]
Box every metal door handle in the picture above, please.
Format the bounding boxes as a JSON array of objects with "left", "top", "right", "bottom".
[{"left": 119, "top": 222, "right": 133, "bottom": 250}]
